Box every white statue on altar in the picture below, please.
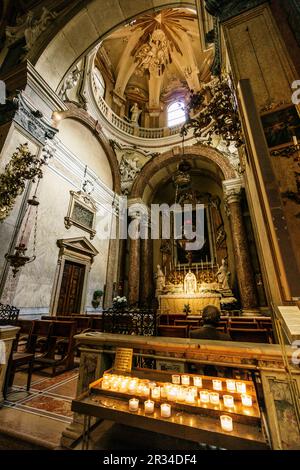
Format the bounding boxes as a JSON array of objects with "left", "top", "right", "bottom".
[
  {"left": 155, "top": 264, "right": 166, "bottom": 297},
  {"left": 184, "top": 270, "right": 198, "bottom": 294},
  {"left": 216, "top": 258, "right": 230, "bottom": 290}
]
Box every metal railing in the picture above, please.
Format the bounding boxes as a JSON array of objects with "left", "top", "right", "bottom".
[{"left": 102, "top": 308, "right": 157, "bottom": 336}]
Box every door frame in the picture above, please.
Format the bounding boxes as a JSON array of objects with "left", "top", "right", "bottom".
[{"left": 50, "top": 237, "right": 99, "bottom": 315}]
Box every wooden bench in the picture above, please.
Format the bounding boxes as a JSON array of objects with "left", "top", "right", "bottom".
[
  {"left": 228, "top": 328, "right": 272, "bottom": 344},
  {"left": 157, "top": 325, "right": 188, "bottom": 338}
]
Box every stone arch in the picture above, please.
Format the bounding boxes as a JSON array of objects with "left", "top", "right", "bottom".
[
  {"left": 55, "top": 103, "right": 121, "bottom": 193},
  {"left": 130, "top": 144, "right": 236, "bottom": 200},
  {"left": 32, "top": 1, "right": 195, "bottom": 91}
]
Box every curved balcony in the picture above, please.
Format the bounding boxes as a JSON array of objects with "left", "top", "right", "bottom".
[
  {"left": 96, "top": 93, "right": 183, "bottom": 139},
  {"left": 86, "top": 68, "right": 195, "bottom": 148}
]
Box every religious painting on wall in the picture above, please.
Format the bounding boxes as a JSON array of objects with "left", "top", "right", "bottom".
[
  {"left": 64, "top": 190, "right": 97, "bottom": 239},
  {"left": 261, "top": 105, "right": 300, "bottom": 150},
  {"left": 176, "top": 208, "right": 211, "bottom": 264}
]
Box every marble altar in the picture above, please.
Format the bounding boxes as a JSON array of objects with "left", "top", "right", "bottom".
[{"left": 159, "top": 293, "right": 221, "bottom": 314}]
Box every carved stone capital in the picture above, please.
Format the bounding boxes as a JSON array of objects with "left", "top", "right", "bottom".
[{"left": 223, "top": 178, "right": 243, "bottom": 206}]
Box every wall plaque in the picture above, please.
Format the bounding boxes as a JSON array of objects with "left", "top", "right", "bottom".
[{"left": 65, "top": 190, "right": 96, "bottom": 239}]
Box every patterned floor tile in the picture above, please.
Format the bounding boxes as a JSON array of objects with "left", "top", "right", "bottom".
[{"left": 19, "top": 395, "right": 73, "bottom": 419}]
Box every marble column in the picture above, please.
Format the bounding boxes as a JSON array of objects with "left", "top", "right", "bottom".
[
  {"left": 103, "top": 233, "right": 119, "bottom": 309},
  {"left": 127, "top": 213, "right": 141, "bottom": 307},
  {"left": 223, "top": 179, "right": 258, "bottom": 310},
  {"left": 140, "top": 229, "right": 153, "bottom": 306}
]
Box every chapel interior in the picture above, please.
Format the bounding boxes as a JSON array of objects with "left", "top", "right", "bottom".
[{"left": 0, "top": 0, "right": 300, "bottom": 452}]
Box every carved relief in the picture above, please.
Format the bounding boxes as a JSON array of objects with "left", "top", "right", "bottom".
[
  {"left": 135, "top": 29, "right": 171, "bottom": 77},
  {"left": 5, "top": 7, "right": 57, "bottom": 51},
  {"left": 12, "top": 93, "right": 58, "bottom": 144},
  {"left": 119, "top": 154, "right": 142, "bottom": 195},
  {"left": 59, "top": 67, "right": 82, "bottom": 102}
]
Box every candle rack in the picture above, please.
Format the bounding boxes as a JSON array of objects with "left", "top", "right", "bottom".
[{"left": 89, "top": 368, "right": 261, "bottom": 426}]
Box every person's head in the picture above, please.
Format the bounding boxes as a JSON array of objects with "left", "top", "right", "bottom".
[{"left": 202, "top": 305, "right": 221, "bottom": 326}]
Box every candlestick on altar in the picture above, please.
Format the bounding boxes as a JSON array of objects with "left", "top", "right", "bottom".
[
  {"left": 164, "top": 266, "right": 167, "bottom": 277},
  {"left": 196, "top": 263, "right": 198, "bottom": 275},
  {"left": 201, "top": 260, "right": 203, "bottom": 271}
]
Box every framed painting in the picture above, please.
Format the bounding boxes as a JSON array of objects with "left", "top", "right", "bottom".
[{"left": 261, "top": 105, "right": 300, "bottom": 150}]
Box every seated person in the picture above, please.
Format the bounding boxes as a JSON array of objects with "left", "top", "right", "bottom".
[
  {"left": 189, "top": 305, "right": 231, "bottom": 341},
  {"left": 189, "top": 305, "right": 231, "bottom": 376}
]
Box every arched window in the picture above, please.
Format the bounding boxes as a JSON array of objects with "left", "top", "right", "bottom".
[
  {"left": 93, "top": 68, "right": 105, "bottom": 98},
  {"left": 167, "top": 101, "right": 186, "bottom": 127}
]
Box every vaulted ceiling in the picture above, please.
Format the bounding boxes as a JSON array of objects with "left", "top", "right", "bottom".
[{"left": 95, "top": 7, "right": 214, "bottom": 113}]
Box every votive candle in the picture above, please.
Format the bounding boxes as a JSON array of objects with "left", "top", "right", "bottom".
[
  {"left": 226, "top": 380, "right": 236, "bottom": 393},
  {"left": 142, "top": 386, "right": 150, "bottom": 397},
  {"left": 210, "top": 392, "right": 220, "bottom": 405},
  {"left": 167, "top": 387, "right": 178, "bottom": 402},
  {"left": 223, "top": 395, "right": 235, "bottom": 408},
  {"left": 213, "top": 380, "right": 222, "bottom": 391},
  {"left": 220, "top": 415, "right": 233, "bottom": 432},
  {"left": 177, "top": 387, "right": 187, "bottom": 402},
  {"left": 160, "top": 403, "right": 171, "bottom": 418},
  {"left": 102, "top": 379, "right": 110, "bottom": 390},
  {"left": 119, "top": 380, "right": 129, "bottom": 393},
  {"left": 128, "top": 379, "right": 138, "bottom": 393},
  {"left": 241, "top": 394, "right": 253, "bottom": 407},
  {"left": 185, "top": 391, "right": 196, "bottom": 404},
  {"left": 172, "top": 375, "right": 181, "bottom": 385},
  {"left": 236, "top": 382, "right": 247, "bottom": 394},
  {"left": 151, "top": 387, "right": 161, "bottom": 399},
  {"left": 181, "top": 375, "right": 190, "bottom": 386},
  {"left": 193, "top": 376, "right": 202, "bottom": 387},
  {"left": 129, "top": 398, "right": 139, "bottom": 412},
  {"left": 144, "top": 400, "right": 154, "bottom": 414},
  {"left": 200, "top": 390, "right": 210, "bottom": 403}
]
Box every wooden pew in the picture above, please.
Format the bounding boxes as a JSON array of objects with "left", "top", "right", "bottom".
[
  {"left": 158, "top": 325, "right": 188, "bottom": 338},
  {"left": 33, "top": 321, "right": 76, "bottom": 375}
]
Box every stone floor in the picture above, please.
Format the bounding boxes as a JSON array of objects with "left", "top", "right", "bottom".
[
  {"left": 0, "top": 368, "right": 78, "bottom": 449},
  {"left": 0, "top": 369, "right": 214, "bottom": 451}
]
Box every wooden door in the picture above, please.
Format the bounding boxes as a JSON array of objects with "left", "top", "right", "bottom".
[{"left": 57, "top": 260, "right": 85, "bottom": 315}]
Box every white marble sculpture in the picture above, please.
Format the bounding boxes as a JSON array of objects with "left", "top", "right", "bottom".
[
  {"left": 59, "top": 67, "right": 82, "bottom": 101},
  {"left": 155, "top": 264, "right": 166, "bottom": 297},
  {"left": 216, "top": 258, "right": 230, "bottom": 290},
  {"left": 184, "top": 270, "right": 198, "bottom": 294},
  {"left": 130, "top": 103, "right": 142, "bottom": 125}
]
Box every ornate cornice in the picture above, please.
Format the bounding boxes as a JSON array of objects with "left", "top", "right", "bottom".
[
  {"left": 204, "top": 0, "right": 268, "bottom": 22},
  {"left": 13, "top": 92, "right": 58, "bottom": 144}
]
